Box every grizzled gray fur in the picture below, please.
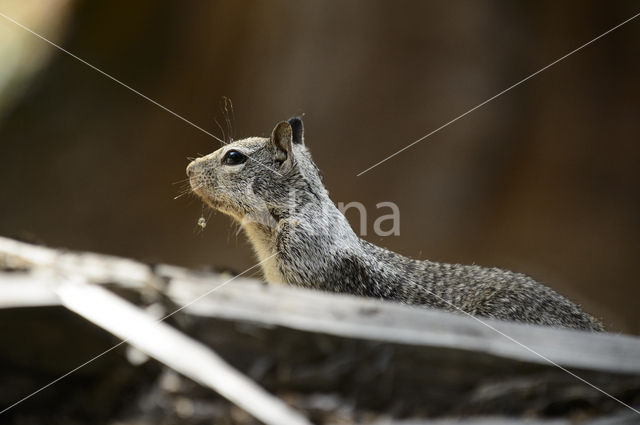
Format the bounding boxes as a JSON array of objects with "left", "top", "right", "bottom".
[{"left": 187, "top": 118, "right": 603, "bottom": 331}]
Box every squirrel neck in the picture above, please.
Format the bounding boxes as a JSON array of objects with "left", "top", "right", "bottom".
[{"left": 241, "top": 192, "right": 370, "bottom": 285}]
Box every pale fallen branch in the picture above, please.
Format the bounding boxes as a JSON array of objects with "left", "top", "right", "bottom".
[
  {"left": 165, "top": 273, "right": 640, "bottom": 376},
  {"left": 1, "top": 236, "right": 640, "bottom": 422},
  {"left": 56, "top": 278, "right": 312, "bottom": 425},
  {"left": 0, "top": 236, "right": 152, "bottom": 288},
  {"left": 1, "top": 235, "right": 640, "bottom": 376}
]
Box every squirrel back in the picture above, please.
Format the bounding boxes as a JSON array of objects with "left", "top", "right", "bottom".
[{"left": 187, "top": 118, "right": 603, "bottom": 331}]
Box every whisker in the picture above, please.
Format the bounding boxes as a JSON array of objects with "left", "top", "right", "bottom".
[
  {"left": 172, "top": 178, "right": 191, "bottom": 185},
  {"left": 173, "top": 184, "right": 193, "bottom": 193},
  {"left": 215, "top": 117, "right": 226, "bottom": 144},
  {"left": 228, "top": 97, "right": 235, "bottom": 141},
  {"left": 173, "top": 183, "right": 203, "bottom": 200},
  {"left": 174, "top": 191, "right": 193, "bottom": 200},
  {"left": 173, "top": 181, "right": 226, "bottom": 201},
  {"left": 223, "top": 96, "right": 233, "bottom": 143}
]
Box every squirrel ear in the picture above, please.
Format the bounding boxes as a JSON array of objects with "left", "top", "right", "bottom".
[
  {"left": 270, "top": 121, "right": 293, "bottom": 163},
  {"left": 287, "top": 117, "right": 304, "bottom": 145}
]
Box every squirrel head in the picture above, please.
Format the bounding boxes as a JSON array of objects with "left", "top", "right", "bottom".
[{"left": 187, "top": 117, "right": 326, "bottom": 224}]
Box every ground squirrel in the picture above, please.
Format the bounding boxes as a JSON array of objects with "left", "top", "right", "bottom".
[{"left": 187, "top": 118, "right": 603, "bottom": 331}]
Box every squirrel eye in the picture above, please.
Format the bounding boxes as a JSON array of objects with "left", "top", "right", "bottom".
[{"left": 222, "top": 150, "right": 247, "bottom": 166}]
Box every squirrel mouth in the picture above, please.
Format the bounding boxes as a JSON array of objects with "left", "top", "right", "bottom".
[
  {"left": 187, "top": 176, "right": 220, "bottom": 210},
  {"left": 187, "top": 173, "right": 205, "bottom": 196}
]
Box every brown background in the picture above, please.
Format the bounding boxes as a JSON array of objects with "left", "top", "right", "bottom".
[{"left": 0, "top": 1, "right": 638, "bottom": 333}]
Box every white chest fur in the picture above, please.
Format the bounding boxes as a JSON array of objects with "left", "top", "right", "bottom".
[{"left": 242, "top": 222, "right": 286, "bottom": 284}]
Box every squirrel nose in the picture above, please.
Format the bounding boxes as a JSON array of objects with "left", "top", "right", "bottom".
[{"left": 186, "top": 162, "right": 195, "bottom": 177}]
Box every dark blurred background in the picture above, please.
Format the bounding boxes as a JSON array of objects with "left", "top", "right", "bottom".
[{"left": 0, "top": 1, "right": 638, "bottom": 333}]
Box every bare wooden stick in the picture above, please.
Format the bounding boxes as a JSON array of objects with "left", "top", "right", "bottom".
[
  {"left": 2, "top": 235, "right": 640, "bottom": 377},
  {"left": 167, "top": 275, "right": 640, "bottom": 376},
  {"left": 0, "top": 271, "right": 60, "bottom": 308},
  {"left": 0, "top": 236, "right": 152, "bottom": 288},
  {"left": 56, "top": 279, "right": 312, "bottom": 425}
]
